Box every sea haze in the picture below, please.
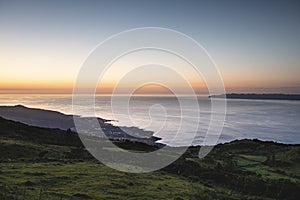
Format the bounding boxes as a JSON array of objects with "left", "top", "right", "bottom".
[{"left": 0, "top": 94, "right": 299, "bottom": 146}]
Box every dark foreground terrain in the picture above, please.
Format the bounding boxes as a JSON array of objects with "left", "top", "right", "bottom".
[{"left": 0, "top": 117, "right": 299, "bottom": 199}]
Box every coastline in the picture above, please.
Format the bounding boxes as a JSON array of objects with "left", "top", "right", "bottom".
[
  {"left": 0, "top": 104, "right": 299, "bottom": 147},
  {"left": 0, "top": 105, "right": 161, "bottom": 146}
]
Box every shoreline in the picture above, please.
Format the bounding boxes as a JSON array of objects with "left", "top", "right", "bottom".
[
  {"left": 0, "top": 105, "right": 161, "bottom": 146},
  {"left": 0, "top": 114, "right": 299, "bottom": 148},
  {"left": 0, "top": 104, "right": 299, "bottom": 147}
]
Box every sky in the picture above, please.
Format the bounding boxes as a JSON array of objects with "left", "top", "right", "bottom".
[{"left": 0, "top": 0, "right": 299, "bottom": 94}]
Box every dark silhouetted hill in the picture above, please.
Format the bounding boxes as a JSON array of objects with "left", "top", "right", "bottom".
[{"left": 210, "top": 93, "right": 300, "bottom": 100}]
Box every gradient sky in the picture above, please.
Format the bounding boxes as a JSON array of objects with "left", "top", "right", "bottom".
[{"left": 0, "top": 0, "right": 299, "bottom": 94}]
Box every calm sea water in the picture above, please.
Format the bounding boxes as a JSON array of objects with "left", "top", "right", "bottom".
[{"left": 0, "top": 94, "right": 299, "bottom": 146}]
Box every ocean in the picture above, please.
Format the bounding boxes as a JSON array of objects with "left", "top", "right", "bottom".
[{"left": 0, "top": 94, "right": 299, "bottom": 146}]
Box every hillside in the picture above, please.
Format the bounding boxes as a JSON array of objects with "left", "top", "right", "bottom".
[
  {"left": 0, "top": 117, "right": 299, "bottom": 199},
  {"left": 0, "top": 105, "right": 75, "bottom": 130},
  {"left": 0, "top": 105, "right": 159, "bottom": 145}
]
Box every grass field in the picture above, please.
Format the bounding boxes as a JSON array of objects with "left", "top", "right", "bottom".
[{"left": 0, "top": 117, "right": 299, "bottom": 199}]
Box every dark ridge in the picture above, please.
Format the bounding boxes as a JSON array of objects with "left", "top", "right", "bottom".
[{"left": 209, "top": 93, "right": 300, "bottom": 100}]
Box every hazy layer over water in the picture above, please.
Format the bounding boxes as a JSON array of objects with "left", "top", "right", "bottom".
[{"left": 0, "top": 94, "right": 299, "bottom": 146}]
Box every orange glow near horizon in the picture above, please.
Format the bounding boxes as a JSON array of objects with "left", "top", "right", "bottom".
[
  {"left": 1, "top": 49, "right": 299, "bottom": 94},
  {"left": 0, "top": 75, "right": 299, "bottom": 94}
]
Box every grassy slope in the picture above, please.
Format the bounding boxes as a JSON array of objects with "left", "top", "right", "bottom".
[{"left": 0, "top": 117, "right": 299, "bottom": 200}]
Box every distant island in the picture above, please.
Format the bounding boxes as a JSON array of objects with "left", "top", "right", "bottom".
[{"left": 209, "top": 93, "right": 300, "bottom": 100}]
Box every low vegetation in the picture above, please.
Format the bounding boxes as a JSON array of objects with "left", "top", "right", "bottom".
[{"left": 0, "top": 117, "right": 299, "bottom": 199}]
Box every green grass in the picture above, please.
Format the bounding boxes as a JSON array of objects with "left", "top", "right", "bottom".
[
  {"left": 0, "top": 117, "right": 299, "bottom": 199},
  {"left": 0, "top": 161, "right": 228, "bottom": 200}
]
